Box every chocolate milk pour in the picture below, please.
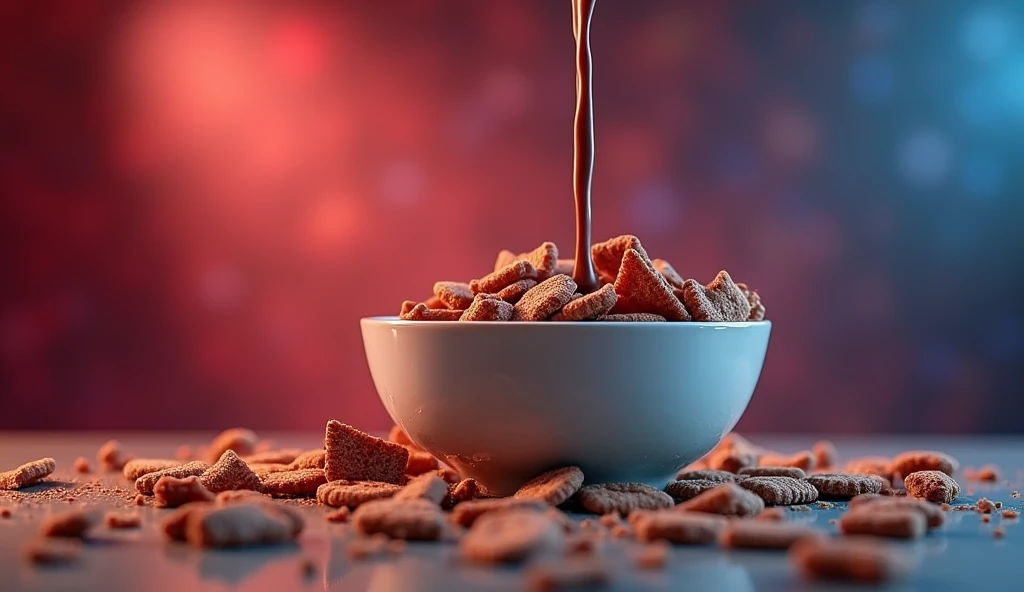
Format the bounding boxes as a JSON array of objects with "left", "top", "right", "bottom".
[{"left": 571, "top": 0, "right": 599, "bottom": 294}]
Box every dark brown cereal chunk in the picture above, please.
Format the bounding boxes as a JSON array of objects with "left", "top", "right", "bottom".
[
  {"left": 806, "top": 474, "right": 884, "bottom": 500},
  {"left": 598, "top": 313, "right": 666, "bottom": 322},
  {"left": 652, "top": 259, "right": 684, "bottom": 289},
  {"left": 739, "top": 476, "right": 818, "bottom": 506},
  {"left": 526, "top": 558, "right": 610, "bottom": 591},
  {"left": 904, "top": 471, "right": 960, "bottom": 503},
  {"left": 324, "top": 420, "right": 408, "bottom": 484},
  {"left": 104, "top": 511, "right": 141, "bottom": 529},
  {"left": 512, "top": 274, "right": 577, "bottom": 321},
  {"left": 207, "top": 428, "right": 258, "bottom": 464},
  {"left": 433, "top": 281, "right": 475, "bottom": 309},
  {"left": 200, "top": 450, "right": 262, "bottom": 494},
  {"left": 400, "top": 303, "right": 463, "bottom": 321},
  {"left": 840, "top": 509, "right": 927, "bottom": 539},
  {"left": 889, "top": 451, "right": 958, "bottom": 478},
  {"left": 551, "top": 284, "right": 617, "bottom": 321},
  {"left": 24, "top": 538, "right": 82, "bottom": 566},
  {"left": 72, "top": 457, "right": 91, "bottom": 474},
  {"left": 514, "top": 466, "right": 585, "bottom": 506},
  {"left": 452, "top": 498, "right": 548, "bottom": 527},
  {"left": 394, "top": 473, "right": 449, "bottom": 504},
  {"left": 736, "top": 282, "right": 766, "bottom": 321},
  {"left": 460, "top": 508, "right": 564, "bottom": 564},
  {"left": 495, "top": 279, "right": 538, "bottom": 304},
  {"left": 848, "top": 495, "right": 945, "bottom": 528},
  {"left": 316, "top": 480, "right": 402, "bottom": 508},
  {"left": 289, "top": 449, "right": 326, "bottom": 471},
  {"left": 664, "top": 479, "right": 722, "bottom": 502},
  {"left": 260, "top": 469, "right": 327, "bottom": 498},
  {"left": 123, "top": 458, "right": 180, "bottom": 481},
  {"left": 40, "top": 509, "right": 100, "bottom": 538},
  {"left": 520, "top": 242, "right": 558, "bottom": 280},
  {"left": 739, "top": 466, "right": 807, "bottom": 479},
  {"left": 471, "top": 261, "right": 539, "bottom": 295},
  {"left": 680, "top": 271, "right": 751, "bottom": 322},
  {"left": 720, "top": 521, "right": 824, "bottom": 549},
  {"left": 675, "top": 469, "right": 743, "bottom": 483},
  {"left": 154, "top": 475, "right": 216, "bottom": 508},
  {"left": 612, "top": 249, "right": 691, "bottom": 321},
  {"left": 0, "top": 458, "right": 56, "bottom": 490},
  {"left": 135, "top": 461, "right": 211, "bottom": 495},
  {"left": 790, "top": 536, "right": 913, "bottom": 583},
  {"left": 577, "top": 482, "right": 674, "bottom": 515},
  {"left": 460, "top": 294, "right": 514, "bottom": 321},
  {"left": 352, "top": 498, "right": 446, "bottom": 541},
  {"left": 591, "top": 235, "right": 650, "bottom": 284},
  {"left": 632, "top": 510, "right": 727, "bottom": 544},
  {"left": 676, "top": 483, "right": 765, "bottom": 517},
  {"left": 812, "top": 440, "right": 838, "bottom": 470},
  {"left": 405, "top": 449, "right": 440, "bottom": 476}
]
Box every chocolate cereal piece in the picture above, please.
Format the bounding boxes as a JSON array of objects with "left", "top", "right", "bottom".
[
  {"left": 551, "top": 284, "right": 617, "bottom": 321},
  {"left": 451, "top": 498, "right": 547, "bottom": 527},
  {"left": 394, "top": 473, "right": 448, "bottom": 504},
  {"left": 460, "top": 508, "right": 564, "bottom": 564},
  {"left": 388, "top": 425, "right": 417, "bottom": 448},
  {"left": 400, "top": 303, "right": 463, "bottom": 321},
  {"left": 352, "top": 498, "right": 445, "bottom": 541},
  {"left": 324, "top": 420, "right": 408, "bottom": 484},
  {"left": 260, "top": 469, "right": 327, "bottom": 498},
  {"left": 316, "top": 480, "right": 402, "bottom": 508},
  {"left": 526, "top": 558, "right": 610, "bottom": 591},
  {"left": 632, "top": 510, "right": 727, "bottom": 544},
  {"left": 494, "top": 249, "right": 518, "bottom": 271},
  {"left": 520, "top": 242, "right": 558, "bottom": 280},
  {"left": 122, "top": 459, "right": 180, "bottom": 481},
  {"left": 680, "top": 271, "right": 751, "bottom": 322},
  {"left": 790, "top": 536, "right": 913, "bottom": 584},
  {"left": 652, "top": 259, "right": 685, "bottom": 289},
  {"left": 591, "top": 235, "right": 650, "bottom": 283},
  {"left": 495, "top": 279, "right": 537, "bottom": 304},
  {"left": 135, "top": 461, "right": 211, "bottom": 494},
  {"left": 577, "top": 482, "right": 674, "bottom": 515},
  {"left": 215, "top": 490, "right": 268, "bottom": 506},
  {"left": 975, "top": 465, "right": 999, "bottom": 482},
  {"left": 40, "top": 509, "right": 100, "bottom": 538},
  {"left": 676, "top": 483, "right": 765, "bottom": 517},
  {"left": 812, "top": 440, "right": 837, "bottom": 470},
  {"left": 433, "top": 281, "right": 475, "bottom": 309},
  {"left": 806, "top": 474, "right": 884, "bottom": 500},
  {"left": 904, "top": 471, "right": 960, "bottom": 504},
  {"left": 740, "top": 477, "right": 818, "bottom": 506},
  {"left": 664, "top": 479, "right": 722, "bottom": 502},
  {"left": 706, "top": 450, "right": 759, "bottom": 473},
  {"left": 514, "top": 466, "right": 585, "bottom": 506},
  {"left": 182, "top": 503, "right": 302, "bottom": 548},
  {"left": 471, "top": 261, "right": 539, "bottom": 295},
  {"left": 758, "top": 451, "right": 815, "bottom": 471},
  {"left": 24, "top": 538, "right": 82, "bottom": 566},
  {"left": 889, "top": 450, "right": 958, "bottom": 478},
  {"left": 207, "top": 428, "right": 258, "bottom": 464},
  {"left": 200, "top": 450, "right": 262, "bottom": 494},
  {"left": 243, "top": 449, "right": 304, "bottom": 465},
  {"left": 289, "top": 449, "right": 326, "bottom": 470},
  {"left": 740, "top": 466, "right": 807, "bottom": 479},
  {"left": 154, "top": 475, "right": 215, "bottom": 508},
  {"left": 72, "top": 457, "right": 91, "bottom": 473},
  {"left": 0, "top": 458, "right": 56, "bottom": 490},
  {"left": 736, "top": 282, "right": 766, "bottom": 321},
  {"left": 848, "top": 495, "right": 945, "bottom": 528},
  {"left": 840, "top": 508, "right": 927, "bottom": 539},
  {"left": 449, "top": 478, "right": 480, "bottom": 506},
  {"left": 405, "top": 449, "right": 440, "bottom": 476},
  {"left": 512, "top": 274, "right": 577, "bottom": 321},
  {"left": 721, "top": 521, "right": 824, "bottom": 550},
  {"left": 675, "top": 469, "right": 742, "bottom": 483},
  {"left": 104, "top": 512, "right": 141, "bottom": 529},
  {"left": 844, "top": 457, "right": 894, "bottom": 481},
  {"left": 98, "top": 440, "right": 131, "bottom": 472},
  {"left": 612, "top": 249, "right": 691, "bottom": 321},
  {"left": 460, "top": 294, "right": 514, "bottom": 321},
  {"left": 598, "top": 313, "right": 666, "bottom": 322}
]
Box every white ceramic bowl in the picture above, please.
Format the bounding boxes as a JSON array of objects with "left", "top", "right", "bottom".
[{"left": 360, "top": 317, "right": 771, "bottom": 495}]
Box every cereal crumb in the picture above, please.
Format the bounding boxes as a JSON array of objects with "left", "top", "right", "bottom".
[
  {"left": 325, "top": 507, "right": 350, "bottom": 523},
  {"left": 982, "top": 515, "right": 991, "bottom": 523},
  {"left": 155, "top": 475, "right": 215, "bottom": 508},
  {"left": 24, "top": 538, "right": 82, "bottom": 566},
  {"left": 977, "top": 498, "right": 995, "bottom": 514},
  {"left": 633, "top": 541, "right": 670, "bottom": 570},
  {"left": 40, "top": 509, "right": 99, "bottom": 538},
  {"left": 1, "top": 458, "right": 57, "bottom": 490},
  {"left": 133, "top": 494, "right": 146, "bottom": 506},
  {"left": 72, "top": 457, "right": 91, "bottom": 474},
  {"left": 1001, "top": 509, "right": 1018, "bottom": 519},
  {"left": 994, "top": 527, "right": 1005, "bottom": 539},
  {"left": 104, "top": 511, "right": 141, "bottom": 529},
  {"left": 1, "top": 508, "right": 12, "bottom": 518}
]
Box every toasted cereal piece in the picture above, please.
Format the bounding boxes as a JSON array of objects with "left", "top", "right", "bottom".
[
  {"left": 844, "top": 456, "right": 894, "bottom": 480},
  {"left": 400, "top": 300, "right": 417, "bottom": 316},
  {"left": 839, "top": 509, "right": 926, "bottom": 539},
  {"left": 514, "top": 466, "right": 585, "bottom": 506},
  {"left": 104, "top": 511, "right": 141, "bottom": 529},
  {"left": 652, "top": 259, "right": 684, "bottom": 289},
  {"left": 433, "top": 281, "right": 475, "bottom": 309},
  {"left": 680, "top": 271, "right": 751, "bottom": 322},
  {"left": 806, "top": 474, "right": 884, "bottom": 500},
  {"left": 740, "top": 477, "right": 818, "bottom": 506},
  {"left": 848, "top": 495, "right": 945, "bottom": 528},
  {"left": 394, "top": 473, "right": 448, "bottom": 504},
  {"left": 550, "top": 284, "right": 617, "bottom": 321},
  {"left": 0, "top": 458, "right": 56, "bottom": 490},
  {"left": 400, "top": 303, "right": 463, "bottom": 321},
  {"left": 154, "top": 475, "right": 215, "bottom": 508},
  {"left": 512, "top": 274, "right": 578, "bottom": 321},
  {"left": 260, "top": 469, "right": 327, "bottom": 498},
  {"left": 351, "top": 498, "right": 445, "bottom": 541},
  {"left": 448, "top": 478, "right": 480, "bottom": 506},
  {"left": 889, "top": 451, "right": 958, "bottom": 478},
  {"left": 812, "top": 441, "right": 837, "bottom": 470},
  {"left": 316, "top": 480, "right": 402, "bottom": 508},
  {"left": 675, "top": 469, "right": 743, "bottom": 483},
  {"left": 526, "top": 557, "right": 610, "bottom": 591},
  {"left": 758, "top": 451, "right": 815, "bottom": 471},
  {"left": 904, "top": 471, "right": 960, "bottom": 504},
  {"left": 460, "top": 508, "right": 564, "bottom": 564},
  {"left": 612, "top": 249, "right": 691, "bottom": 321},
  {"left": 577, "top": 483, "right": 674, "bottom": 515},
  {"left": 181, "top": 503, "right": 302, "bottom": 548},
  {"left": 460, "top": 294, "right": 514, "bottom": 321},
  {"left": 495, "top": 279, "right": 538, "bottom": 304},
  {"left": 591, "top": 235, "right": 650, "bottom": 282},
  {"left": 664, "top": 479, "right": 722, "bottom": 502},
  {"left": 740, "top": 466, "right": 807, "bottom": 479},
  {"left": 598, "top": 313, "right": 666, "bottom": 322},
  {"left": 206, "top": 428, "right": 258, "bottom": 464},
  {"left": 736, "top": 282, "right": 766, "bottom": 321},
  {"left": 706, "top": 450, "right": 759, "bottom": 473},
  {"left": 324, "top": 420, "right": 408, "bottom": 484},
  {"left": 72, "top": 457, "right": 91, "bottom": 474},
  {"left": 720, "top": 521, "right": 825, "bottom": 550},
  {"left": 972, "top": 465, "right": 999, "bottom": 482},
  {"left": 452, "top": 498, "right": 548, "bottom": 527},
  {"left": 249, "top": 463, "right": 292, "bottom": 479},
  {"left": 1002, "top": 509, "right": 1019, "bottom": 519},
  {"left": 676, "top": 483, "right": 765, "bottom": 517},
  {"left": 98, "top": 440, "right": 131, "bottom": 472},
  {"left": 757, "top": 507, "right": 787, "bottom": 522},
  {"left": 472, "top": 261, "right": 539, "bottom": 295},
  {"left": 632, "top": 510, "right": 727, "bottom": 544},
  {"left": 437, "top": 465, "right": 461, "bottom": 483},
  {"left": 790, "top": 536, "right": 913, "bottom": 583},
  {"left": 388, "top": 425, "right": 417, "bottom": 448},
  {"left": 494, "top": 249, "right": 518, "bottom": 271},
  {"left": 135, "top": 461, "right": 210, "bottom": 495},
  {"left": 243, "top": 449, "right": 304, "bottom": 465},
  {"left": 40, "top": 509, "right": 99, "bottom": 538},
  {"left": 520, "top": 242, "right": 558, "bottom": 280},
  {"left": 24, "top": 538, "right": 82, "bottom": 565},
  {"left": 289, "top": 449, "right": 326, "bottom": 471},
  {"left": 215, "top": 489, "right": 268, "bottom": 506},
  {"left": 976, "top": 497, "right": 995, "bottom": 513},
  {"left": 404, "top": 449, "right": 439, "bottom": 476},
  {"left": 123, "top": 459, "right": 180, "bottom": 481},
  {"left": 421, "top": 295, "right": 445, "bottom": 309},
  {"left": 325, "top": 507, "right": 350, "bottom": 522},
  {"left": 633, "top": 541, "right": 670, "bottom": 570},
  {"left": 199, "top": 450, "right": 262, "bottom": 494}
]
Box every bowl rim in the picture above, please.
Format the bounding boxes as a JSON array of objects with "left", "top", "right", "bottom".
[{"left": 362, "top": 316, "right": 771, "bottom": 328}]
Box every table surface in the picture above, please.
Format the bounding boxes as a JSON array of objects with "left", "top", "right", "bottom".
[{"left": 1, "top": 432, "right": 1022, "bottom": 591}]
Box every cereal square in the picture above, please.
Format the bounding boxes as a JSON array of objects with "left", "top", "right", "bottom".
[{"left": 324, "top": 420, "right": 409, "bottom": 484}]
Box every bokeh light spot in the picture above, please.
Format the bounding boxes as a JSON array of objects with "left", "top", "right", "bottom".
[
  {"left": 856, "top": 1, "right": 900, "bottom": 44},
  {"left": 849, "top": 55, "right": 895, "bottom": 103},
  {"left": 378, "top": 159, "right": 426, "bottom": 205},
  {"left": 956, "top": 81, "right": 1000, "bottom": 128},
  {"left": 761, "top": 104, "right": 820, "bottom": 168},
  {"left": 897, "top": 129, "right": 953, "bottom": 187},
  {"left": 627, "top": 181, "right": 680, "bottom": 234},
  {"left": 960, "top": 153, "right": 1003, "bottom": 199},
  {"left": 963, "top": 9, "right": 1011, "bottom": 61}
]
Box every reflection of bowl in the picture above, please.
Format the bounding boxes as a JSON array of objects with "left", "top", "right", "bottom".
[{"left": 360, "top": 317, "right": 772, "bottom": 495}]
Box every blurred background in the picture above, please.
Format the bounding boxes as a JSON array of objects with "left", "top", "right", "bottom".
[{"left": 1, "top": 0, "right": 1021, "bottom": 433}]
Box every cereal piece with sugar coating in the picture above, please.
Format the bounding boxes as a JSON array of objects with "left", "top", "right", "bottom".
[
  {"left": 260, "top": 469, "right": 327, "bottom": 498},
  {"left": 664, "top": 479, "right": 722, "bottom": 502},
  {"left": 675, "top": 483, "right": 764, "bottom": 517},
  {"left": 460, "top": 508, "right": 564, "bottom": 564},
  {"left": 200, "top": 450, "right": 262, "bottom": 494},
  {"left": 591, "top": 235, "right": 650, "bottom": 283},
  {"left": 1, "top": 458, "right": 56, "bottom": 490},
  {"left": 471, "top": 261, "right": 538, "bottom": 295},
  {"left": 207, "top": 428, "right": 258, "bottom": 464},
  {"left": 675, "top": 469, "right": 743, "bottom": 483},
  {"left": 520, "top": 242, "right": 558, "bottom": 280},
  {"left": 433, "top": 281, "right": 475, "bottom": 309},
  {"left": 72, "top": 457, "right": 90, "bottom": 473},
  {"left": 758, "top": 451, "right": 815, "bottom": 471},
  {"left": 289, "top": 449, "right": 326, "bottom": 470},
  {"left": 740, "top": 466, "right": 807, "bottom": 479},
  {"left": 790, "top": 536, "right": 914, "bottom": 584},
  {"left": 316, "top": 480, "right": 402, "bottom": 508},
  {"left": 400, "top": 304, "right": 463, "bottom": 321},
  {"left": 844, "top": 457, "right": 893, "bottom": 480},
  {"left": 460, "top": 294, "right": 514, "bottom": 321},
  {"left": 514, "top": 466, "right": 585, "bottom": 506},
  {"left": 452, "top": 498, "right": 547, "bottom": 527},
  {"left": 598, "top": 313, "right": 666, "bottom": 322},
  {"left": 680, "top": 271, "right": 751, "bottom": 322},
  {"left": 577, "top": 482, "right": 674, "bottom": 515},
  {"left": 840, "top": 509, "right": 926, "bottom": 539},
  {"left": 98, "top": 440, "right": 131, "bottom": 472},
  {"left": 495, "top": 279, "right": 537, "bottom": 304},
  {"left": 512, "top": 275, "right": 577, "bottom": 321},
  {"left": 551, "top": 284, "right": 617, "bottom": 321},
  {"left": 848, "top": 495, "right": 944, "bottom": 528},
  {"left": 720, "top": 521, "right": 824, "bottom": 549},
  {"left": 706, "top": 449, "right": 758, "bottom": 473},
  {"left": 394, "top": 473, "right": 448, "bottom": 504},
  {"left": 324, "top": 420, "right": 408, "bottom": 484},
  {"left": 135, "top": 461, "right": 211, "bottom": 495},
  {"left": 739, "top": 477, "right": 818, "bottom": 506},
  {"left": 154, "top": 475, "right": 215, "bottom": 508},
  {"left": 612, "top": 249, "right": 691, "bottom": 321},
  {"left": 632, "top": 510, "right": 727, "bottom": 544},
  {"left": 352, "top": 498, "right": 446, "bottom": 541},
  {"left": 123, "top": 459, "right": 179, "bottom": 481},
  {"left": 904, "top": 471, "right": 960, "bottom": 504},
  {"left": 889, "top": 450, "right": 958, "bottom": 478},
  {"left": 448, "top": 478, "right": 479, "bottom": 507},
  {"left": 806, "top": 474, "right": 884, "bottom": 500},
  {"left": 652, "top": 259, "right": 684, "bottom": 289},
  {"left": 40, "top": 509, "right": 100, "bottom": 538},
  {"left": 736, "top": 282, "right": 766, "bottom": 320}
]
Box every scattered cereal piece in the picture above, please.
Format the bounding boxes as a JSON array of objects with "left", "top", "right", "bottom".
[
  {"left": 840, "top": 509, "right": 927, "bottom": 539},
  {"left": 850, "top": 495, "right": 946, "bottom": 528},
  {"left": 260, "top": 469, "right": 327, "bottom": 498},
  {"left": 758, "top": 451, "right": 815, "bottom": 471},
  {"left": 982, "top": 514, "right": 991, "bottom": 523},
  {"left": 844, "top": 457, "right": 893, "bottom": 481},
  {"left": 289, "top": 449, "right": 326, "bottom": 471},
  {"left": 757, "top": 507, "right": 787, "bottom": 522},
  {"left": 72, "top": 457, "right": 91, "bottom": 474},
  {"left": 632, "top": 510, "right": 727, "bottom": 545},
  {"left": 994, "top": 527, "right": 1005, "bottom": 539},
  {"left": 316, "top": 480, "right": 402, "bottom": 508},
  {"left": 352, "top": 498, "right": 446, "bottom": 541},
  {"left": 805, "top": 474, "right": 884, "bottom": 500},
  {"left": 975, "top": 465, "right": 1000, "bottom": 482},
  {"left": 399, "top": 303, "right": 463, "bottom": 321},
  {"left": 526, "top": 557, "right": 610, "bottom": 591},
  {"left": 577, "top": 482, "right": 674, "bottom": 515},
  {"left": 739, "top": 477, "right": 818, "bottom": 506},
  {"left": 706, "top": 450, "right": 759, "bottom": 474},
  {"left": 171, "top": 502, "right": 302, "bottom": 548},
  {"left": 976, "top": 498, "right": 995, "bottom": 514},
  {"left": 243, "top": 449, "right": 304, "bottom": 465},
  {"left": 735, "top": 282, "right": 766, "bottom": 321},
  {"left": 1002, "top": 509, "right": 1019, "bottom": 519},
  {"left": 494, "top": 249, "right": 518, "bottom": 271},
  {"left": 664, "top": 479, "right": 722, "bottom": 502},
  {"left": 904, "top": 471, "right": 960, "bottom": 504},
  {"left": 40, "top": 509, "right": 99, "bottom": 538},
  {"left": 496, "top": 279, "right": 538, "bottom": 304},
  {"left": 591, "top": 235, "right": 650, "bottom": 283},
  {"left": 612, "top": 249, "right": 691, "bottom": 321},
  {"left": 451, "top": 498, "right": 548, "bottom": 527},
  {"left": 812, "top": 441, "right": 837, "bottom": 470},
  {"left": 460, "top": 294, "right": 514, "bottom": 321},
  {"left": 215, "top": 490, "right": 267, "bottom": 505},
  {"left": 433, "top": 281, "right": 475, "bottom": 309},
  {"left": 449, "top": 478, "right": 480, "bottom": 506},
  {"left": 460, "top": 508, "right": 564, "bottom": 564},
  {"left": 512, "top": 274, "right": 577, "bottom": 321},
  {"left": 739, "top": 466, "right": 807, "bottom": 479},
  {"left": 135, "top": 461, "right": 210, "bottom": 495},
  {"left": 200, "top": 451, "right": 262, "bottom": 494},
  {"left": 675, "top": 469, "right": 743, "bottom": 483},
  {"left": 675, "top": 483, "right": 765, "bottom": 517},
  {"left": 97, "top": 440, "right": 131, "bottom": 472},
  {"left": 551, "top": 284, "right": 617, "bottom": 321},
  {"left": 325, "top": 507, "right": 350, "bottom": 522},
  {"left": 0, "top": 458, "right": 56, "bottom": 490},
  {"left": 24, "top": 538, "right": 82, "bottom": 566},
  {"left": 679, "top": 271, "right": 750, "bottom": 322},
  {"left": 514, "top": 466, "right": 585, "bottom": 506},
  {"left": 889, "top": 451, "right": 958, "bottom": 478},
  {"left": 721, "top": 521, "right": 825, "bottom": 550},
  {"left": 154, "top": 475, "right": 215, "bottom": 508},
  {"left": 122, "top": 459, "right": 180, "bottom": 481},
  {"left": 597, "top": 313, "right": 666, "bottom": 322},
  {"left": 1, "top": 508, "right": 11, "bottom": 518},
  {"left": 133, "top": 494, "right": 145, "bottom": 506},
  {"left": 394, "top": 473, "right": 449, "bottom": 504},
  {"left": 104, "top": 511, "right": 141, "bottom": 529},
  {"left": 471, "top": 261, "right": 539, "bottom": 295},
  {"left": 400, "top": 300, "right": 417, "bottom": 316},
  {"left": 519, "top": 242, "right": 559, "bottom": 280},
  {"left": 206, "top": 428, "right": 258, "bottom": 464},
  {"left": 652, "top": 259, "right": 684, "bottom": 289},
  {"left": 324, "top": 420, "right": 408, "bottom": 484},
  {"left": 633, "top": 540, "right": 670, "bottom": 570},
  {"left": 790, "top": 536, "right": 913, "bottom": 583}
]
